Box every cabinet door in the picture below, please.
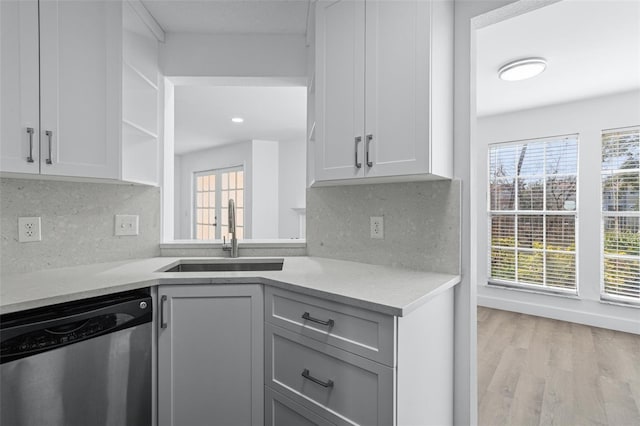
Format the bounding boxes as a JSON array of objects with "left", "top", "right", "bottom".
[
  {"left": 158, "top": 285, "right": 264, "bottom": 426},
  {"left": 364, "top": 0, "right": 431, "bottom": 178},
  {"left": 314, "top": 0, "right": 365, "bottom": 182},
  {"left": 0, "top": 0, "right": 40, "bottom": 174},
  {"left": 39, "top": 0, "right": 120, "bottom": 178}
]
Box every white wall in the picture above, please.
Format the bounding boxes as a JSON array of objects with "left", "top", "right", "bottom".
[
  {"left": 278, "top": 140, "right": 306, "bottom": 239},
  {"left": 476, "top": 90, "right": 640, "bottom": 334},
  {"left": 175, "top": 141, "right": 253, "bottom": 239},
  {"left": 160, "top": 33, "right": 307, "bottom": 78},
  {"left": 456, "top": 1, "right": 520, "bottom": 424},
  {"left": 251, "top": 140, "right": 280, "bottom": 239}
]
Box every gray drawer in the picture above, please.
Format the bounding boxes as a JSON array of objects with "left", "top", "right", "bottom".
[
  {"left": 265, "top": 323, "right": 394, "bottom": 426},
  {"left": 265, "top": 287, "right": 395, "bottom": 367},
  {"left": 265, "top": 387, "right": 337, "bottom": 426}
]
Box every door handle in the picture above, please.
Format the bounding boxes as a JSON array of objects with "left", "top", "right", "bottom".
[
  {"left": 366, "top": 134, "right": 373, "bottom": 167},
  {"left": 354, "top": 136, "right": 362, "bottom": 169},
  {"left": 160, "top": 295, "right": 168, "bottom": 329},
  {"left": 45, "top": 130, "right": 53, "bottom": 164},
  {"left": 26, "top": 127, "right": 34, "bottom": 163}
]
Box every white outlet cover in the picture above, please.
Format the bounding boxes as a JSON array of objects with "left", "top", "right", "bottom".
[
  {"left": 115, "top": 215, "right": 139, "bottom": 236},
  {"left": 370, "top": 216, "right": 384, "bottom": 239},
  {"left": 18, "top": 217, "right": 42, "bottom": 242}
]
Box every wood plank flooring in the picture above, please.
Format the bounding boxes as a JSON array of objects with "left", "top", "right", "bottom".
[{"left": 478, "top": 307, "right": 640, "bottom": 426}]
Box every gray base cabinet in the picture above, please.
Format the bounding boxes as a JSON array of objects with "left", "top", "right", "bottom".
[
  {"left": 264, "top": 287, "right": 454, "bottom": 426},
  {"left": 157, "top": 284, "right": 264, "bottom": 426}
]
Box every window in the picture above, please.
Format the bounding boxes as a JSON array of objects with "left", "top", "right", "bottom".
[
  {"left": 488, "top": 135, "right": 578, "bottom": 292},
  {"left": 194, "top": 167, "right": 245, "bottom": 240},
  {"left": 601, "top": 127, "right": 639, "bottom": 302}
]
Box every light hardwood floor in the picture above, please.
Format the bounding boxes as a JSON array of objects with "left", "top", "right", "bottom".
[{"left": 478, "top": 307, "right": 640, "bottom": 426}]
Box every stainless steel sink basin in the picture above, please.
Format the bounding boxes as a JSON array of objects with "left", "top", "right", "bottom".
[{"left": 161, "top": 258, "right": 284, "bottom": 272}]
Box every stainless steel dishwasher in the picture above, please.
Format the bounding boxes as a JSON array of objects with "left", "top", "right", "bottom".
[{"left": 1, "top": 288, "right": 152, "bottom": 426}]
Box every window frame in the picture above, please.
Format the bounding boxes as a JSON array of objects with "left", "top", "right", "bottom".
[
  {"left": 487, "top": 134, "right": 580, "bottom": 296},
  {"left": 192, "top": 165, "right": 245, "bottom": 240},
  {"left": 600, "top": 125, "right": 640, "bottom": 305}
]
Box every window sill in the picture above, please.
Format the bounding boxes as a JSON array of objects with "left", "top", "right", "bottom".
[
  {"left": 600, "top": 296, "right": 640, "bottom": 309},
  {"left": 486, "top": 281, "right": 580, "bottom": 299}
]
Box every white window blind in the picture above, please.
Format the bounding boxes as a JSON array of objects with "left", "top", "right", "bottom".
[
  {"left": 194, "top": 166, "right": 245, "bottom": 240},
  {"left": 601, "top": 127, "right": 640, "bottom": 302},
  {"left": 488, "top": 135, "right": 578, "bottom": 292}
]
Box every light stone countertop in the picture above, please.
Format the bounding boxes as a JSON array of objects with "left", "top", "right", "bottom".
[{"left": 0, "top": 256, "right": 461, "bottom": 317}]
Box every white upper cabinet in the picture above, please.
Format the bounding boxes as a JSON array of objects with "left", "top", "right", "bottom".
[
  {"left": 313, "top": 0, "right": 453, "bottom": 185},
  {"left": 0, "top": 0, "right": 160, "bottom": 185},
  {"left": 39, "top": 0, "right": 120, "bottom": 179},
  {"left": 0, "top": 0, "right": 40, "bottom": 174},
  {"left": 314, "top": 0, "right": 365, "bottom": 181}
]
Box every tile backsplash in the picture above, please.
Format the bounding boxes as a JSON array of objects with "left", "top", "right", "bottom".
[
  {"left": 1, "top": 178, "right": 160, "bottom": 275},
  {"left": 307, "top": 180, "right": 461, "bottom": 274}
]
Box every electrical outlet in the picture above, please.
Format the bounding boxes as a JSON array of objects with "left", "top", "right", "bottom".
[
  {"left": 18, "top": 217, "right": 42, "bottom": 242},
  {"left": 115, "top": 215, "right": 139, "bottom": 236},
  {"left": 370, "top": 216, "right": 384, "bottom": 239}
]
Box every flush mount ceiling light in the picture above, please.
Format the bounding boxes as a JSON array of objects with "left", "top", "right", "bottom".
[
  {"left": 498, "top": 58, "right": 547, "bottom": 81},
  {"left": 231, "top": 117, "right": 244, "bottom": 123}
]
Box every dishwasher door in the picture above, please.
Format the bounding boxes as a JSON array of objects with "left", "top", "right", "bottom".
[{"left": 1, "top": 290, "right": 152, "bottom": 426}]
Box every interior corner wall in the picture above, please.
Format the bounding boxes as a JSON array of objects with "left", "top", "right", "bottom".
[
  {"left": 176, "top": 141, "right": 253, "bottom": 239},
  {"left": 278, "top": 140, "right": 306, "bottom": 239},
  {"left": 160, "top": 33, "right": 307, "bottom": 78},
  {"left": 251, "top": 140, "right": 280, "bottom": 239},
  {"left": 476, "top": 90, "right": 640, "bottom": 334}
]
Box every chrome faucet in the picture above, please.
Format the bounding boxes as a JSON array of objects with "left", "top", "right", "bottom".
[{"left": 223, "top": 198, "right": 239, "bottom": 258}]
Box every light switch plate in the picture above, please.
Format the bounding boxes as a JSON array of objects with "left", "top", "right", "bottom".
[
  {"left": 18, "top": 217, "right": 42, "bottom": 242},
  {"left": 115, "top": 215, "right": 139, "bottom": 236}
]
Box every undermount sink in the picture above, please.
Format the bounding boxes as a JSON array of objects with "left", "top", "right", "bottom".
[{"left": 161, "top": 258, "right": 284, "bottom": 272}]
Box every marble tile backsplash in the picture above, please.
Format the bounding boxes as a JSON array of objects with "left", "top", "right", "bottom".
[
  {"left": 1, "top": 178, "right": 160, "bottom": 275},
  {"left": 307, "top": 180, "right": 461, "bottom": 274}
]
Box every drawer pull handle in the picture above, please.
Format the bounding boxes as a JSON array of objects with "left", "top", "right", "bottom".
[
  {"left": 302, "top": 312, "right": 334, "bottom": 327},
  {"left": 302, "top": 369, "right": 334, "bottom": 388}
]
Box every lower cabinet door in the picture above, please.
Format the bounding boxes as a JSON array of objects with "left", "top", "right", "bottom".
[
  {"left": 265, "top": 387, "right": 336, "bottom": 426},
  {"left": 157, "top": 284, "right": 264, "bottom": 426}
]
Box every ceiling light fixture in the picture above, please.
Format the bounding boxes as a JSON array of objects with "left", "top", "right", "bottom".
[
  {"left": 498, "top": 58, "right": 547, "bottom": 81},
  {"left": 231, "top": 117, "right": 244, "bottom": 123}
]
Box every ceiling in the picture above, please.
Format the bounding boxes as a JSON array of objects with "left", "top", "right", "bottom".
[
  {"left": 141, "top": 0, "right": 310, "bottom": 34},
  {"left": 476, "top": 0, "right": 640, "bottom": 117},
  {"left": 174, "top": 85, "right": 307, "bottom": 155}
]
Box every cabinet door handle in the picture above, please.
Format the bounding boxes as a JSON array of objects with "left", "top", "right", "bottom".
[
  {"left": 366, "top": 134, "right": 373, "bottom": 167},
  {"left": 160, "top": 295, "right": 168, "bottom": 329},
  {"left": 45, "top": 130, "right": 53, "bottom": 164},
  {"left": 354, "top": 136, "right": 362, "bottom": 169},
  {"left": 302, "top": 312, "right": 334, "bottom": 327},
  {"left": 302, "top": 369, "right": 334, "bottom": 388},
  {"left": 26, "top": 127, "right": 35, "bottom": 163}
]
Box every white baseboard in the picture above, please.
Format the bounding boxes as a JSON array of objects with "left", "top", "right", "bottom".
[{"left": 478, "top": 293, "right": 640, "bottom": 335}]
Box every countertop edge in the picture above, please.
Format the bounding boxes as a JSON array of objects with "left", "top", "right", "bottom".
[{"left": 0, "top": 259, "right": 461, "bottom": 317}]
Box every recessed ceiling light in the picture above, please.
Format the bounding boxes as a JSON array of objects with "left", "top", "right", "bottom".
[
  {"left": 498, "top": 58, "right": 547, "bottom": 81},
  {"left": 231, "top": 117, "right": 244, "bottom": 123}
]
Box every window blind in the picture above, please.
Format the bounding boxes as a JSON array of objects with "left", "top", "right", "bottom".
[
  {"left": 488, "top": 135, "right": 578, "bottom": 292},
  {"left": 601, "top": 127, "right": 640, "bottom": 301}
]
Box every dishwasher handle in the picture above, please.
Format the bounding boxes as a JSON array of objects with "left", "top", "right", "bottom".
[{"left": 0, "top": 296, "right": 152, "bottom": 344}]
